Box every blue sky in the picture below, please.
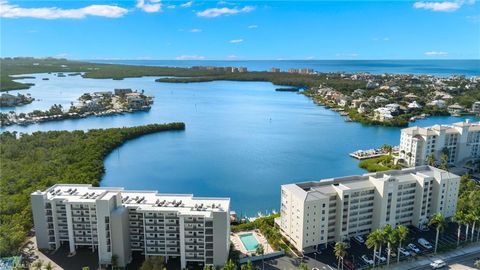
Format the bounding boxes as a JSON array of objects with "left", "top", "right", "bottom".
[{"left": 1, "top": 0, "right": 479, "bottom": 60}]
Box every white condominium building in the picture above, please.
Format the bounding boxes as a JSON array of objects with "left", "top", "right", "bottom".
[
  {"left": 31, "top": 184, "right": 230, "bottom": 269},
  {"left": 399, "top": 120, "right": 480, "bottom": 167},
  {"left": 278, "top": 166, "right": 460, "bottom": 252}
]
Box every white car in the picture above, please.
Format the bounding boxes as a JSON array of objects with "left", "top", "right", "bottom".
[
  {"left": 407, "top": 243, "right": 420, "bottom": 253},
  {"left": 399, "top": 247, "right": 411, "bottom": 257},
  {"left": 418, "top": 238, "right": 433, "bottom": 249},
  {"left": 375, "top": 253, "right": 386, "bottom": 262},
  {"left": 430, "top": 259, "right": 446, "bottom": 269},
  {"left": 354, "top": 235, "right": 365, "bottom": 243},
  {"left": 362, "top": 255, "right": 374, "bottom": 265}
]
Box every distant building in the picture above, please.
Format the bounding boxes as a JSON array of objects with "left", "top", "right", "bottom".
[
  {"left": 427, "top": 100, "right": 447, "bottom": 109},
  {"left": 288, "top": 68, "right": 314, "bottom": 74},
  {"left": 447, "top": 103, "right": 465, "bottom": 115},
  {"left": 373, "top": 107, "right": 394, "bottom": 122},
  {"left": 278, "top": 166, "right": 460, "bottom": 252},
  {"left": 472, "top": 101, "right": 480, "bottom": 113},
  {"left": 238, "top": 67, "right": 247, "bottom": 73},
  {"left": 271, "top": 68, "right": 280, "bottom": 73},
  {"left": 31, "top": 184, "right": 230, "bottom": 269},
  {"left": 114, "top": 89, "right": 133, "bottom": 95},
  {"left": 398, "top": 121, "right": 480, "bottom": 167},
  {"left": 0, "top": 93, "right": 19, "bottom": 106}
]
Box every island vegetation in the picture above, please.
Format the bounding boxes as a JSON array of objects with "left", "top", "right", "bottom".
[{"left": 0, "top": 122, "right": 185, "bottom": 256}]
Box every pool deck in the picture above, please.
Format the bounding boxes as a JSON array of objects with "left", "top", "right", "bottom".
[{"left": 231, "top": 230, "right": 274, "bottom": 257}]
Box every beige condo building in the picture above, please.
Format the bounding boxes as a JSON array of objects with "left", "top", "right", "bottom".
[
  {"left": 278, "top": 166, "right": 460, "bottom": 252},
  {"left": 31, "top": 184, "right": 230, "bottom": 269}
]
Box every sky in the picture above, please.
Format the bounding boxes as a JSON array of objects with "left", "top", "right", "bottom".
[{"left": 1, "top": 0, "right": 479, "bottom": 60}]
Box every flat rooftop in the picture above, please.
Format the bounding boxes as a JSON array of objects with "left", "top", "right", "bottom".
[
  {"left": 284, "top": 166, "right": 458, "bottom": 199},
  {"left": 33, "top": 184, "right": 230, "bottom": 216},
  {"left": 402, "top": 121, "right": 480, "bottom": 135}
]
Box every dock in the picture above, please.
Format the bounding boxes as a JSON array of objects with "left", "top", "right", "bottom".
[{"left": 349, "top": 146, "right": 399, "bottom": 160}]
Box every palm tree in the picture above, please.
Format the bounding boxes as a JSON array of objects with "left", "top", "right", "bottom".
[
  {"left": 453, "top": 211, "right": 465, "bottom": 247},
  {"left": 82, "top": 267, "right": 90, "bottom": 270},
  {"left": 426, "top": 154, "right": 436, "bottom": 166},
  {"left": 440, "top": 153, "right": 449, "bottom": 170},
  {"left": 222, "top": 259, "right": 237, "bottom": 270},
  {"left": 32, "top": 260, "right": 43, "bottom": 270},
  {"left": 396, "top": 225, "right": 409, "bottom": 263},
  {"left": 334, "top": 241, "right": 347, "bottom": 270},
  {"left": 381, "top": 144, "right": 393, "bottom": 156},
  {"left": 299, "top": 262, "right": 309, "bottom": 270},
  {"left": 240, "top": 261, "right": 254, "bottom": 270},
  {"left": 429, "top": 213, "right": 446, "bottom": 254},
  {"left": 464, "top": 213, "right": 474, "bottom": 242},
  {"left": 383, "top": 225, "right": 397, "bottom": 267},
  {"left": 366, "top": 229, "right": 385, "bottom": 267},
  {"left": 256, "top": 244, "right": 265, "bottom": 270},
  {"left": 475, "top": 259, "right": 480, "bottom": 268},
  {"left": 45, "top": 261, "right": 55, "bottom": 270},
  {"left": 470, "top": 212, "right": 478, "bottom": 242}
]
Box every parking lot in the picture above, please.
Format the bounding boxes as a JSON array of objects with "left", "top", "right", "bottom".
[{"left": 303, "top": 222, "right": 479, "bottom": 270}]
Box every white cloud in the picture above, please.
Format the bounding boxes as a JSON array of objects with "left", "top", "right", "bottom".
[
  {"left": 175, "top": 55, "right": 206, "bottom": 60},
  {"left": 136, "top": 0, "right": 162, "bottom": 13},
  {"left": 0, "top": 1, "right": 128, "bottom": 19},
  {"left": 248, "top": 24, "right": 258, "bottom": 29},
  {"left": 413, "top": 0, "right": 475, "bottom": 12},
  {"left": 336, "top": 53, "right": 359, "bottom": 57},
  {"left": 196, "top": 6, "right": 254, "bottom": 18},
  {"left": 181, "top": 1, "right": 193, "bottom": 8},
  {"left": 229, "top": 39, "right": 243, "bottom": 43},
  {"left": 226, "top": 54, "right": 238, "bottom": 59},
  {"left": 167, "top": 5, "right": 176, "bottom": 9},
  {"left": 425, "top": 51, "right": 449, "bottom": 56},
  {"left": 189, "top": 28, "right": 202, "bottom": 32},
  {"left": 305, "top": 56, "right": 315, "bottom": 60}
]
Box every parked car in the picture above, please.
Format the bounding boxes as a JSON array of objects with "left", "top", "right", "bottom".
[
  {"left": 399, "top": 247, "right": 411, "bottom": 257},
  {"left": 344, "top": 260, "right": 355, "bottom": 270},
  {"left": 375, "top": 253, "right": 386, "bottom": 262},
  {"left": 418, "top": 238, "right": 433, "bottom": 249},
  {"left": 385, "top": 247, "right": 397, "bottom": 257},
  {"left": 407, "top": 243, "right": 420, "bottom": 253},
  {"left": 430, "top": 259, "right": 446, "bottom": 269},
  {"left": 362, "top": 255, "right": 374, "bottom": 265},
  {"left": 354, "top": 235, "right": 365, "bottom": 243}
]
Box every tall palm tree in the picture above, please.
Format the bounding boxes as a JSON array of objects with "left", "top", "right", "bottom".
[
  {"left": 383, "top": 225, "right": 398, "bottom": 267},
  {"left": 366, "top": 229, "right": 385, "bottom": 267},
  {"left": 334, "top": 241, "right": 347, "bottom": 270},
  {"left": 470, "top": 212, "right": 478, "bottom": 242},
  {"left": 396, "top": 225, "right": 409, "bottom": 263},
  {"left": 429, "top": 213, "right": 446, "bottom": 254},
  {"left": 453, "top": 211, "right": 465, "bottom": 247}
]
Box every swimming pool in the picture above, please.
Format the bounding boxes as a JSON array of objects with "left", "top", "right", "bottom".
[{"left": 239, "top": 233, "right": 260, "bottom": 251}]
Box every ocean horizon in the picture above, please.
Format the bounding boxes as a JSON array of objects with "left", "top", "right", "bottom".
[{"left": 90, "top": 59, "right": 480, "bottom": 76}]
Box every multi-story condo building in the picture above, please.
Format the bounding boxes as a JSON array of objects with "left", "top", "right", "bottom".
[
  {"left": 31, "top": 184, "right": 230, "bottom": 269},
  {"left": 278, "top": 166, "right": 460, "bottom": 252},
  {"left": 398, "top": 120, "right": 480, "bottom": 167}
]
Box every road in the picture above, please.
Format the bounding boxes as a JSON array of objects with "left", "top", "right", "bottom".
[{"left": 413, "top": 252, "right": 480, "bottom": 270}]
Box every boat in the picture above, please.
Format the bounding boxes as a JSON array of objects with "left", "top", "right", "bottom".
[{"left": 275, "top": 87, "right": 299, "bottom": 92}]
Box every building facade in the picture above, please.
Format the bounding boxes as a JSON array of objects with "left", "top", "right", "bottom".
[
  {"left": 31, "top": 184, "right": 230, "bottom": 269},
  {"left": 278, "top": 166, "right": 460, "bottom": 252},
  {"left": 398, "top": 121, "right": 480, "bottom": 167}
]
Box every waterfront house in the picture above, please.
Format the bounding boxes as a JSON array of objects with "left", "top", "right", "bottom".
[
  {"left": 428, "top": 99, "right": 447, "bottom": 109},
  {"left": 0, "top": 93, "right": 19, "bottom": 106},
  {"left": 408, "top": 101, "right": 423, "bottom": 110},
  {"left": 373, "top": 107, "right": 394, "bottom": 122},
  {"left": 472, "top": 101, "right": 480, "bottom": 113},
  {"left": 357, "top": 102, "right": 371, "bottom": 114},
  {"left": 114, "top": 88, "right": 133, "bottom": 95},
  {"left": 126, "top": 96, "right": 145, "bottom": 109},
  {"left": 447, "top": 103, "right": 465, "bottom": 115}
]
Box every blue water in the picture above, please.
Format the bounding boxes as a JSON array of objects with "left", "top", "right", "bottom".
[
  {"left": 91, "top": 60, "right": 480, "bottom": 76},
  {"left": 239, "top": 233, "right": 260, "bottom": 251},
  {"left": 2, "top": 74, "right": 479, "bottom": 216}
]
